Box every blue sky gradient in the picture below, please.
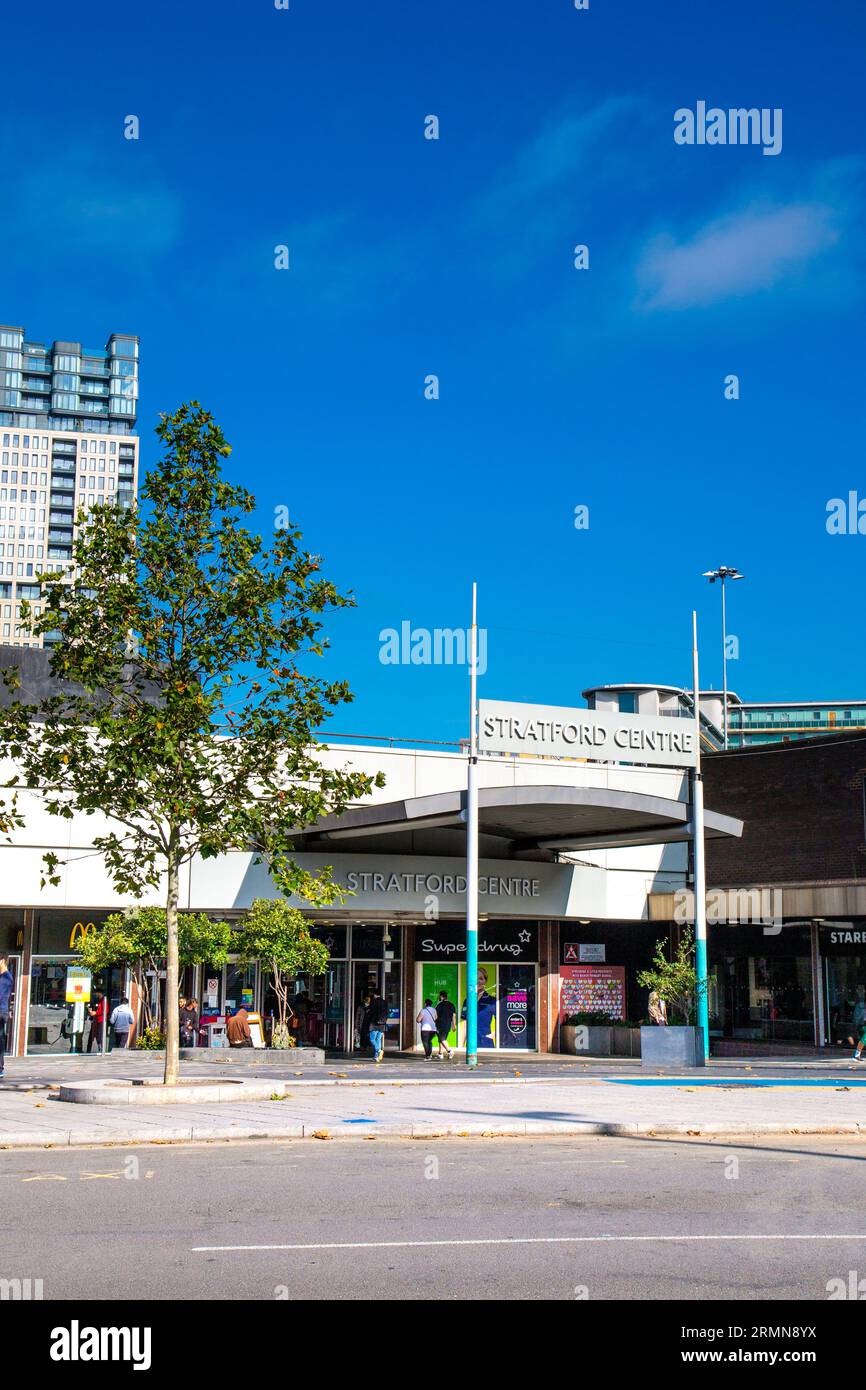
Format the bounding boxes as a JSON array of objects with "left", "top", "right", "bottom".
[{"left": 1, "top": 0, "right": 864, "bottom": 743}]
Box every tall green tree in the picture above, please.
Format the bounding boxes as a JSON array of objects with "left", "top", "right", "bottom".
[{"left": 0, "top": 403, "right": 383, "bottom": 1083}]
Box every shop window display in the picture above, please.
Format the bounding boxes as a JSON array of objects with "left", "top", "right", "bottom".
[{"left": 419, "top": 960, "right": 537, "bottom": 1051}]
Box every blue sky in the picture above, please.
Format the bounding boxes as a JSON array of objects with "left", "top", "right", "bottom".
[{"left": 2, "top": 0, "right": 865, "bottom": 744}]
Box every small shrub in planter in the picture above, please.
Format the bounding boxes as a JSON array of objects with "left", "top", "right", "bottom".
[
  {"left": 637, "top": 930, "right": 707, "bottom": 1067},
  {"left": 270, "top": 1023, "right": 297, "bottom": 1050}
]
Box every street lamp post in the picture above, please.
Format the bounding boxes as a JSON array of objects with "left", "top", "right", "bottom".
[
  {"left": 465, "top": 583, "right": 479, "bottom": 1068},
  {"left": 702, "top": 566, "right": 744, "bottom": 749},
  {"left": 691, "top": 612, "right": 710, "bottom": 1063}
]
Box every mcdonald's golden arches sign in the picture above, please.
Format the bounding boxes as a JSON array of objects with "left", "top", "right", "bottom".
[{"left": 68, "top": 921, "right": 98, "bottom": 950}]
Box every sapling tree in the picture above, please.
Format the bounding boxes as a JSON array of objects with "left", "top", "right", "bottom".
[
  {"left": 234, "top": 898, "right": 330, "bottom": 1047},
  {"left": 78, "top": 908, "right": 234, "bottom": 1035},
  {"left": 637, "top": 928, "right": 706, "bottom": 1025},
  {"left": 0, "top": 403, "right": 383, "bottom": 1084}
]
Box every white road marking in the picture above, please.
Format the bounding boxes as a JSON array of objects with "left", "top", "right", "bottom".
[{"left": 193, "top": 1233, "right": 866, "bottom": 1253}]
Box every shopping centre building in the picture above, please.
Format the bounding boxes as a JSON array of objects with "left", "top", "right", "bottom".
[
  {"left": 649, "top": 727, "right": 866, "bottom": 1053},
  {"left": 0, "top": 718, "right": 743, "bottom": 1057},
  {"left": 5, "top": 649, "right": 866, "bottom": 1058}
]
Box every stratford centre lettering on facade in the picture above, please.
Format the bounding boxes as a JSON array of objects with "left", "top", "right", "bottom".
[
  {"left": 345, "top": 871, "right": 540, "bottom": 898},
  {"left": 478, "top": 698, "right": 697, "bottom": 769},
  {"left": 227, "top": 854, "right": 603, "bottom": 920}
]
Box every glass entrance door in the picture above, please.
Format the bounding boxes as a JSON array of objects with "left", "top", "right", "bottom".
[
  {"left": 351, "top": 961, "right": 380, "bottom": 1053},
  {"left": 278, "top": 963, "right": 348, "bottom": 1050},
  {"left": 383, "top": 960, "right": 401, "bottom": 1052},
  {"left": 223, "top": 957, "right": 257, "bottom": 1014},
  {"left": 350, "top": 961, "right": 401, "bottom": 1053},
  {"left": 3, "top": 955, "right": 19, "bottom": 1058},
  {"left": 28, "top": 957, "right": 74, "bottom": 1054}
]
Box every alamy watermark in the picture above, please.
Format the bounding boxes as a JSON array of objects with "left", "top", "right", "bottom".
[
  {"left": 379, "top": 621, "right": 487, "bottom": 675},
  {"left": 674, "top": 887, "right": 783, "bottom": 935},
  {"left": 826, "top": 492, "right": 866, "bottom": 535},
  {"left": 0, "top": 1276, "right": 43, "bottom": 1300},
  {"left": 50, "top": 1323, "right": 151, "bottom": 1370},
  {"left": 674, "top": 102, "right": 782, "bottom": 157},
  {"left": 828, "top": 1271, "right": 866, "bottom": 1299}
]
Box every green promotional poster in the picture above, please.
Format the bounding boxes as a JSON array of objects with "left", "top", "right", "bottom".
[{"left": 421, "top": 963, "right": 459, "bottom": 1046}]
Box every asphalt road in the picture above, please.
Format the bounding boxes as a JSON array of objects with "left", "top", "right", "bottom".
[{"left": 4, "top": 1133, "right": 866, "bottom": 1300}]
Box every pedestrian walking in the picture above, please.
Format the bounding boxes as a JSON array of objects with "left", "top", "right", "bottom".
[
  {"left": 86, "top": 991, "right": 107, "bottom": 1053},
  {"left": 417, "top": 998, "right": 438, "bottom": 1060},
  {"left": 110, "top": 997, "right": 136, "bottom": 1049},
  {"left": 434, "top": 990, "right": 456, "bottom": 1060},
  {"left": 0, "top": 957, "right": 12, "bottom": 1078},
  {"left": 179, "top": 997, "right": 198, "bottom": 1048},
  {"left": 368, "top": 990, "right": 388, "bottom": 1063}
]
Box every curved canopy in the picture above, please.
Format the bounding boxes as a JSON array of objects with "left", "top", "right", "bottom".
[{"left": 295, "top": 783, "right": 742, "bottom": 857}]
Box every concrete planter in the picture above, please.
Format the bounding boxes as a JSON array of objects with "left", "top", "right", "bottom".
[
  {"left": 132, "top": 1046, "right": 326, "bottom": 1066},
  {"left": 560, "top": 1024, "right": 612, "bottom": 1056},
  {"left": 640, "top": 1025, "right": 706, "bottom": 1068},
  {"left": 58, "top": 1078, "right": 294, "bottom": 1105},
  {"left": 611, "top": 1026, "right": 642, "bottom": 1058}
]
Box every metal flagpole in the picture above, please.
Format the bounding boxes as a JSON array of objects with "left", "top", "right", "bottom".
[
  {"left": 466, "top": 583, "right": 479, "bottom": 1068},
  {"left": 691, "top": 611, "right": 709, "bottom": 1064}
]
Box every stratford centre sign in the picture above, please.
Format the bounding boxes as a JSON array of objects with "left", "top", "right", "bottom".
[
  {"left": 478, "top": 698, "right": 697, "bottom": 770},
  {"left": 209, "top": 852, "right": 614, "bottom": 920}
]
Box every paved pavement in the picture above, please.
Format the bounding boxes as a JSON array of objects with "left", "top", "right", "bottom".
[
  {"left": 0, "top": 1052, "right": 864, "bottom": 1146},
  {"left": 4, "top": 1133, "right": 866, "bottom": 1300},
  {"left": 3, "top": 1048, "right": 862, "bottom": 1088}
]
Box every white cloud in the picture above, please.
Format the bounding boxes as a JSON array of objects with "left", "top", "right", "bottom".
[
  {"left": 471, "top": 96, "right": 649, "bottom": 243},
  {"left": 635, "top": 200, "right": 841, "bottom": 310}
]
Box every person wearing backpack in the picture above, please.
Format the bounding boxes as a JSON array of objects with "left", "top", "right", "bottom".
[
  {"left": 434, "top": 990, "right": 456, "bottom": 1060},
  {"left": 368, "top": 990, "right": 389, "bottom": 1063}
]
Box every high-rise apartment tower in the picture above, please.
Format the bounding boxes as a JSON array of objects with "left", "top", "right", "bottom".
[{"left": 0, "top": 325, "right": 139, "bottom": 646}]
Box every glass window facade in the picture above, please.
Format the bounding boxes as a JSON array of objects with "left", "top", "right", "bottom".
[
  {"left": 729, "top": 703, "right": 866, "bottom": 746},
  {"left": 708, "top": 924, "right": 813, "bottom": 1043}
]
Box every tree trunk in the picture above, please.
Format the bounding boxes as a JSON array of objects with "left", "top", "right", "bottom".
[
  {"left": 163, "top": 843, "right": 181, "bottom": 1086},
  {"left": 135, "top": 961, "right": 153, "bottom": 1032},
  {"left": 274, "top": 959, "right": 287, "bottom": 1032}
]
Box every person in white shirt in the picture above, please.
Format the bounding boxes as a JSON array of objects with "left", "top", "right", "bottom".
[
  {"left": 110, "top": 997, "right": 136, "bottom": 1049},
  {"left": 416, "top": 999, "right": 439, "bottom": 1060}
]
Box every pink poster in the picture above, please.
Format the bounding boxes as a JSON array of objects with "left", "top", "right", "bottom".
[{"left": 559, "top": 964, "right": 626, "bottom": 1021}]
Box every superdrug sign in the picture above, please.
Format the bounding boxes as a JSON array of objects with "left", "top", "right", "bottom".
[{"left": 416, "top": 923, "right": 538, "bottom": 962}]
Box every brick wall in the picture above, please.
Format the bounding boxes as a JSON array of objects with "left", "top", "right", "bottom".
[{"left": 703, "top": 732, "right": 866, "bottom": 885}]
